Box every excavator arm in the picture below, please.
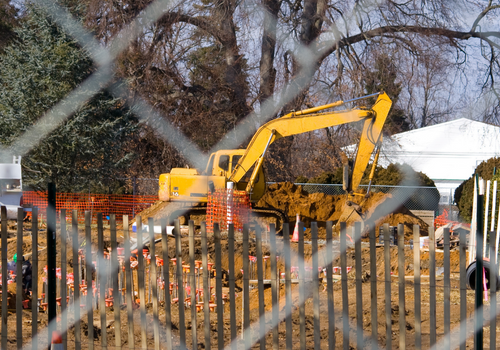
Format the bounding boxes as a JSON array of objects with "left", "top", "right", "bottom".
[{"left": 229, "top": 92, "right": 393, "bottom": 194}]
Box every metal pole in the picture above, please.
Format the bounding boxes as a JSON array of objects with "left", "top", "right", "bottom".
[
  {"left": 47, "top": 183, "right": 57, "bottom": 340},
  {"left": 449, "top": 188, "right": 452, "bottom": 220},
  {"left": 475, "top": 176, "right": 484, "bottom": 349}
]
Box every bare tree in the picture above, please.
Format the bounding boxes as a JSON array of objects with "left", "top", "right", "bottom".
[{"left": 83, "top": 0, "right": 500, "bottom": 178}]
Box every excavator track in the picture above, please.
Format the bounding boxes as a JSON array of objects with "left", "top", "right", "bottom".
[
  {"left": 251, "top": 206, "right": 288, "bottom": 235},
  {"left": 167, "top": 205, "right": 287, "bottom": 234}
]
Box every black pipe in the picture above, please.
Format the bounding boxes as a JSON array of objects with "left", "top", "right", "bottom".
[
  {"left": 47, "top": 183, "right": 57, "bottom": 339},
  {"left": 475, "top": 191, "right": 484, "bottom": 349}
]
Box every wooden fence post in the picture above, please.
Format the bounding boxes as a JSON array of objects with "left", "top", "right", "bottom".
[
  {"left": 60, "top": 209, "right": 68, "bottom": 350},
  {"left": 490, "top": 229, "right": 497, "bottom": 350},
  {"left": 383, "top": 223, "right": 391, "bottom": 350},
  {"left": 162, "top": 218, "right": 173, "bottom": 350},
  {"left": 369, "top": 224, "right": 377, "bottom": 350},
  {"left": 429, "top": 225, "right": 436, "bottom": 347},
  {"left": 299, "top": 222, "right": 306, "bottom": 350},
  {"left": 201, "top": 222, "right": 211, "bottom": 350},
  {"left": 228, "top": 223, "right": 237, "bottom": 349},
  {"left": 72, "top": 210, "right": 81, "bottom": 349},
  {"left": 150, "top": 218, "right": 160, "bottom": 350},
  {"left": 270, "top": 223, "right": 279, "bottom": 350},
  {"left": 32, "top": 207, "right": 39, "bottom": 350},
  {"left": 214, "top": 223, "right": 224, "bottom": 350},
  {"left": 243, "top": 224, "right": 251, "bottom": 349},
  {"left": 283, "top": 223, "right": 292, "bottom": 350},
  {"left": 397, "top": 224, "right": 406, "bottom": 349},
  {"left": 341, "top": 222, "right": 349, "bottom": 350},
  {"left": 444, "top": 227, "right": 451, "bottom": 350},
  {"left": 188, "top": 220, "right": 197, "bottom": 350},
  {"left": 326, "top": 222, "right": 335, "bottom": 350},
  {"left": 110, "top": 215, "right": 122, "bottom": 348},
  {"left": 16, "top": 208, "right": 23, "bottom": 350},
  {"left": 413, "top": 225, "right": 421, "bottom": 350},
  {"left": 459, "top": 227, "right": 467, "bottom": 350},
  {"left": 85, "top": 211, "right": 94, "bottom": 350},
  {"left": 136, "top": 216, "right": 147, "bottom": 349},
  {"left": 255, "top": 226, "right": 266, "bottom": 350},
  {"left": 312, "top": 222, "right": 320, "bottom": 350},
  {"left": 175, "top": 219, "right": 186, "bottom": 346},
  {"left": 355, "top": 222, "right": 363, "bottom": 350},
  {"left": 123, "top": 216, "right": 135, "bottom": 349},
  {"left": 1, "top": 207, "right": 7, "bottom": 350},
  {"left": 97, "top": 213, "right": 107, "bottom": 350}
]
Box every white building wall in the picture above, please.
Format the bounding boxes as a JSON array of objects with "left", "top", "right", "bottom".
[{"left": 379, "top": 118, "right": 500, "bottom": 203}]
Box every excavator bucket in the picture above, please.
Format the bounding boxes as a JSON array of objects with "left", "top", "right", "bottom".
[{"left": 337, "top": 200, "right": 365, "bottom": 229}]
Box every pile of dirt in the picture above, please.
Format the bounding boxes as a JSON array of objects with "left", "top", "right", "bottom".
[
  {"left": 256, "top": 182, "right": 429, "bottom": 239},
  {"left": 131, "top": 182, "right": 429, "bottom": 240}
]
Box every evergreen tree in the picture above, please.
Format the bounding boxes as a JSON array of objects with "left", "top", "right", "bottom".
[
  {"left": 0, "top": 2, "right": 138, "bottom": 192},
  {"left": 455, "top": 157, "right": 500, "bottom": 222},
  {"left": 0, "top": 0, "right": 19, "bottom": 51}
]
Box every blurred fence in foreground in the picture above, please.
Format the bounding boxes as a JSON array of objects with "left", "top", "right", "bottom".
[{"left": 2, "top": 207, "right": 495, "bottom": 349}]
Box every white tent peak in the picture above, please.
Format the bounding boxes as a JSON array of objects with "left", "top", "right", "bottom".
[{"left": 378, "top": 118, "right": 500, "bottom": 203}]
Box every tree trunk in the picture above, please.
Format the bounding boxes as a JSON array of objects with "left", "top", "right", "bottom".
[
  {"left": 215, "top": 0, "right": 251, "bottom": 121},
  {"left": 259, "top": 0, "right": 280, "bottom": 106}
]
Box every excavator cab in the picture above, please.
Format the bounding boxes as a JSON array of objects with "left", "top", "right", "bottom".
[{"left": 204, "top": 150, "right": 267, "bottom": 202}]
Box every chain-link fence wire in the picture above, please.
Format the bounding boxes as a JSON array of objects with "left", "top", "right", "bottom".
[
  {"left": 296, "top": 183, "right": 441, "bottom": 211},
  {"left": 5, "top": 0, "right": 498, "bottom": 348},
  {"left": 34, "top": 177, "right": 161, "bottom": 195}
]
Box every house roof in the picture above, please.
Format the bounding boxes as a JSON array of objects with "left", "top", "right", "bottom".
[{"left": 380, "top": 118, "right": 500, "bottom": 184}]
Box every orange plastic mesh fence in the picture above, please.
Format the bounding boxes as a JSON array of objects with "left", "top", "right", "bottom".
[
  {"left": 206, "top": 189, "right": 250, "bottom": 232},
  {"left": 22, "top": 191, "right": 158, "bottom": 223},
  {"left": 434, "top": 208, "right": 470, "bottom": 229}
]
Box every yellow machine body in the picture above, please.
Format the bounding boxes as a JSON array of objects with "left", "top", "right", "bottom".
[
  {"left": 158, "top": 149, "right": 266, "bottom": 203},
  {"left": 158, "top": 92, "right": 392, "bottom": 222}
]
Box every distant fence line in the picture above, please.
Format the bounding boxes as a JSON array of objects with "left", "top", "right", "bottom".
[{"left": 295, "top": 183, "right": 441, "bottom": 211}]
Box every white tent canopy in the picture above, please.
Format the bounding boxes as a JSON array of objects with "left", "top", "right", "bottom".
[{"left": 378, "top": 118, "right": 500, "bottom": 203}]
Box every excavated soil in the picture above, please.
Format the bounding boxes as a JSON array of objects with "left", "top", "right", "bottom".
[{"left": 256, "top": 182, "right": 430, "bottom": 239}]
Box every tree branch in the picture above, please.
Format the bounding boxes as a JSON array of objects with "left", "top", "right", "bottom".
[
  {"left": 471, "top": 4, "right": 500, "bottom": 33},
  {"left": 320, "top": 25, "right": 500, "bottom": 62}
]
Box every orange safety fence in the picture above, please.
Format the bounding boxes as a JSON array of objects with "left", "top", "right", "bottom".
[
  {"left": 434, "top": 208, "right": 470, "bottom": 230},
  {"left": 22, "top": 191, "right": 159, "bottom": 223},
  {"left": 206, "top": 188, "right": 251, "bottom": 232}
]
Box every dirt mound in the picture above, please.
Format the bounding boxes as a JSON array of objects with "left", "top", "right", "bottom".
[
  {"left": 256, "top": 182, "right": 338, "bottom": 225},
  {"left": 256, "top": 182, "right": 429, "bottom": 239},
  {"left": 135, "top": 182, "right": 430, "bottom": 239}
]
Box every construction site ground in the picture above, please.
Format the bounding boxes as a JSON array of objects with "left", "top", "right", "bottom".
[{"left": 0, "top": 183, "right": 498, "bottom": 349}]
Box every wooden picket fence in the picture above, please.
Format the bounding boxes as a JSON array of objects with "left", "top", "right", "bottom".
[{"left": 0, "top": 207, "right": 498, "bottom": 349}]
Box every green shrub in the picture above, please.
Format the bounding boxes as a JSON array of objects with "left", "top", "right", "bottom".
[
  {"left": 294, "top": 175, "right": 309, "bottom": 183},
  {"left": 455, "top": 157, "right": 500, "bottom": 222}
]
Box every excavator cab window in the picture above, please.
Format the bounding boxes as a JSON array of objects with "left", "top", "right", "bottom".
[
  {"left": 219, "top": 155, "right": 230, "bottom": 172},
  {"left": 231, "top": 155, "right": 242, "bottom": 173},
  {"left": 205, "top": 154, "right": 215, "bottom": 175}
]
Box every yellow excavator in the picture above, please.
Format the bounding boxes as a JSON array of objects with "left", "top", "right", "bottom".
[{"left": 158, "top": 92, "right": 392, "bottom": 229}]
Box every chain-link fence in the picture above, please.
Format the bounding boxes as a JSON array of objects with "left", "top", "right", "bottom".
[
  {"left": 0, "top": 0, "right": 498, "bottom": 349},
  {"left": 296, "top": 183, "right": 441, "bottom": 211}
]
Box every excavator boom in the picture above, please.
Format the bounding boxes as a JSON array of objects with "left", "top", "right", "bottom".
[{"left": 229, "top": 92, "right": 392, "bottom": 195}]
